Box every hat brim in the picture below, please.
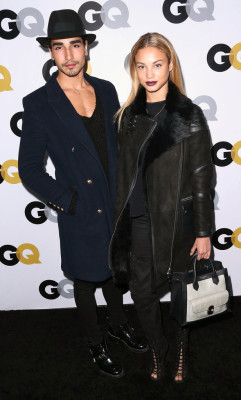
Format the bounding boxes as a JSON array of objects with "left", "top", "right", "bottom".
[{"left": 36, "top": 31, "right": 96, "bottom": 47}]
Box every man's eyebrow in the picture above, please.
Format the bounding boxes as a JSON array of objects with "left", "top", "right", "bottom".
[
  {"left": 69, "top": 40, "right": 82, "bottom": 44},
  {"left": 52, "top": 39, "right": 82, "bottom": 47},
  {"left": 52, "top": 42, "right": 64, "bottom": 47}
]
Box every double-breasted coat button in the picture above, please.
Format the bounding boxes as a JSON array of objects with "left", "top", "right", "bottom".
[
  {"left": 72, "top": 147, "right": 75, "bottom": 152},
  {"left": 97, "top": 209, "right": 102, "bottom": 214},
  {"left": 87, "top": 179, "right": 93, "bottom": 184}
]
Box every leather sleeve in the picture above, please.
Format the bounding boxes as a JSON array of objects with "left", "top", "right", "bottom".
[{"left": 189, "top": 106, "right": 214, "bottom": 237}]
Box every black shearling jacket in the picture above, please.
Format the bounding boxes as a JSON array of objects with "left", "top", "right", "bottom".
[{"left": 109, "top": 81, "right": 214, "bottom": 291}]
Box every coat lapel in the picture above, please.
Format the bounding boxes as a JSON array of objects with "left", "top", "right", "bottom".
[
  {"left": 84, "top": 73, "right": 118, "bottom": 201},
  {"left": 45, "top": 72, "right": 102, "bottom": 165}
]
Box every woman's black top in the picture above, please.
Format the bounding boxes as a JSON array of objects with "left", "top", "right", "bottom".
[
  {"left": 81, "top": 93, "right": 109, "bottom": 181},
  {"left": 129, "top": 100, "right": 166, "bottom": 217}
]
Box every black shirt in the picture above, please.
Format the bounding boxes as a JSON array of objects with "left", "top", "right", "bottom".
[
  {"left": 129, "top": 100, "right": 166, "bottom": 217},
  {"left": 81, "top": 93, "right": 109, "bottom": 181}
]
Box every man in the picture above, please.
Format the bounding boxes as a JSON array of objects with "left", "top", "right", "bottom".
[{"left": 18, "top": 9, "right": 147, "bottom": 379}]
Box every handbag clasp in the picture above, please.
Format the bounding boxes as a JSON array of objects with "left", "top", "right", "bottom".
[{"left": 207, "top": 305, "right": 214, "bottom": 315}]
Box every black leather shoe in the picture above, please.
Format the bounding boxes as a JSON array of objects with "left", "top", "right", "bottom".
[
  {"left": 88, "top": 340, "right": 124, "bottom": 379},
  {"left": 108, "top": 322, "right": 149, "bottom": 353}
]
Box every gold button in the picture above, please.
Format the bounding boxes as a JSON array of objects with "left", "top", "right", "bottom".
[
  {"left": 97, "top": 209, "right": 102, "bottom": 214},
  {"left": 57, "top": 206, "right": 60, "bottom": 209},
  {"left": 87, "top": 179, "right": 93, "bottom": 184},
  {"left": 61, "top": 208, "right": 64, "bottom": 211}
]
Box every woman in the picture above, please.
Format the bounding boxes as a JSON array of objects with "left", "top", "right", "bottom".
[{"left": 109, "top": 33, "right": 213, "bottom": 382}]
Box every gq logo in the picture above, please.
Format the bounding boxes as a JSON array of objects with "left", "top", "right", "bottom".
[
  {"left": 39, "top": 279, "right": 74, "bottom": 300},
  {"left": 207, "top": 43, "right": 241, "bottom": 72},
  {"left": 0, "top": 160, "right": 21, "bottom": 184},
  {"left": 0, "top": 244, "right": 41, "bottom": 266},
  {"left": 25, "top": 201, "right": 58, "bottom": 224},
  {"left": 0, "top": 65, "right": 13, "bottom": 92},
  {"left": 163, "top": 0, "right": 214, "bottom": 23},
  {"left": 0, "top": 8, "right": 45, "bottom": 39},
  {"left": 213, "top": 228, "right": 241, "bottom": 250},
  {"left": 10, "top": 112, "right": 23, "bottom": 137},
  {"left": 193, "top": 95, "right": 217, "bottom": 121},
  {"left": 78, "top": 0, "right": 129, "bottom": 31},
  {"left": 212, "top": 141, "right": 241, "bottom": 167}
]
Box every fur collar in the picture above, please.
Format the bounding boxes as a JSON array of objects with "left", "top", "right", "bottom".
[
  {"left": 129, "top": 80, "right": 193, "bottom": 118},
  {"left": 123, "top": 81, "right": 207, "bottom": 170}
]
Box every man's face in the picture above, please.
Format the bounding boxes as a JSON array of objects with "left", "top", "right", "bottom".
[{"left": 49, "top": 37, "right": 88, "bottom": 77}]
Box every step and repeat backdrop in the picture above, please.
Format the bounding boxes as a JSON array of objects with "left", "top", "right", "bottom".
[{"left": 1, "top": 0, "right": 241, "bottom": 310}]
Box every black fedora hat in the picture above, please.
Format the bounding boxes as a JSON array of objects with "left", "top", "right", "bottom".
[{"left": 36, "top": 9, "right": 96, "bottom": 48}]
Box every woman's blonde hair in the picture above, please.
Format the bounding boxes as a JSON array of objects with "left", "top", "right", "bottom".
[{"left": 116, "top": 32, "right": 185, "bottom": 128}]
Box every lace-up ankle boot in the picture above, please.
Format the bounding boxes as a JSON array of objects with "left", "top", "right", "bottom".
[
  {"left": 149, "top": 339, "right": 168, "bottom": 381},
  {"left": 173, "top": 326, "right": 189, "bottom": 383}
]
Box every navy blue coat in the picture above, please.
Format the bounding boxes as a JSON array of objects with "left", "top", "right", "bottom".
[{"left": 19, "top": 72, "right": 119, "bottom": 281}]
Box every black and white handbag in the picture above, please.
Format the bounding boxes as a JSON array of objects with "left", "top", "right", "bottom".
[{"left": 170, "top": 254, "right": 233, "bottom": 327}]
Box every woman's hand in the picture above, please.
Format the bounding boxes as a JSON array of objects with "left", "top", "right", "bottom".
[{"left": 190, "top": 237, "right": 211, "bottom": 260}]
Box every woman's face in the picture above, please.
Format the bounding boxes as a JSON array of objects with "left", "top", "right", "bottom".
[{"left": 135, "top": 46, "right": 173, "bottom": 100}]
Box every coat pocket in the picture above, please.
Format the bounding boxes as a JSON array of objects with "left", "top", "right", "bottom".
[{"left": 181, "top": 196, "right": 194, "bottom": 239}]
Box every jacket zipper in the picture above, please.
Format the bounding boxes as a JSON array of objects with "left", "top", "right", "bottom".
[
  {"left": 145, "top": 170, "right": 156, "bottom": 281},
  {"left": 108, "top": 119, "right": 157, "bottom": 268},
  {"left": 181, "top": 195, "right": 193, "bottom": 202},
  {"left": 167, "top": 141, "right": 184, "bottom": 278}
]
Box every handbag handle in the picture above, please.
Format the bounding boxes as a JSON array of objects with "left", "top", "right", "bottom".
[{"left": 187, "top": 252, "right": 219, "bottom": 291}]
